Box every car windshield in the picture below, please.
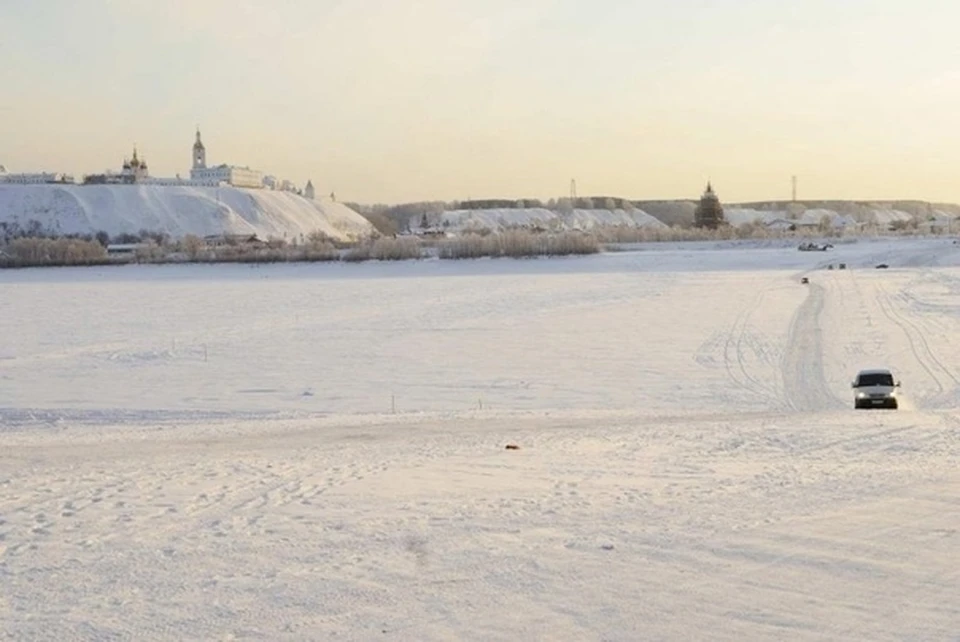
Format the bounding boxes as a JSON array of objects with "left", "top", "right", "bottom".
[{"left": 857, "top": 373, "right": 894, "bottom": 387}]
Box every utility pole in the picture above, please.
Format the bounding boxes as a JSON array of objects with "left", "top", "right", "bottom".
[
  {"left": 791, "top": 175, "right": 797, "bottom": 202},
  {"left": 570, "top": 178, "right": 577, "bottom": 201}
]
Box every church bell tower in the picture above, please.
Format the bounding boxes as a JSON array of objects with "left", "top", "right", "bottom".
[{"left": 193, "top": 127, "right": 207, "bottom": 170}]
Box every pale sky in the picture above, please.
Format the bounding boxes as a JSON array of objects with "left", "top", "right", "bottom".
[{"left": 2, "top": 0, "right": 960, "bottom": 203}]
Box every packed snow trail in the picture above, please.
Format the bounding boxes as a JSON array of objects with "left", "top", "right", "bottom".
[{"left": 781, "top": 282, "right": 844, "bottom": 411}]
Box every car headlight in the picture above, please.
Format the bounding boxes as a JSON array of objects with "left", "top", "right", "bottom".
[{"left": 857, "top": 392, "right": 867, "bottom": 398}]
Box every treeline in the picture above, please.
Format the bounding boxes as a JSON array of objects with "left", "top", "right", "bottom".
[
  {"left": 0, "top": 231, "right": 602, "bottom": 268},
  {"left": 0, "top": 220, "right": 170, "bottom": 246},
  {"left": 0, "top": 237, "right": 110, "bottom": 268}
]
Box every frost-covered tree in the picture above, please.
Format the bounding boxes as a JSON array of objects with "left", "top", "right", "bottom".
[
  {"left": 818, "top": 214, "right": 833, "bottom": 234},
  {"left": 181, "top": 234, "right": 205, "bottom": 259}
]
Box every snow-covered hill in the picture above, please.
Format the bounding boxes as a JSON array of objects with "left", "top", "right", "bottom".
[
  {"left": 725, "top": 206, "right": 917, "bottom": 229},
  {"left": 0, "top": 184, "right": 374, "bottom": 241},
  {"left": 419, "top": 207, "right": 667, "bottom": 234},
  {"left": 638, "top": 200, "right": 960, "bottom": 229}
]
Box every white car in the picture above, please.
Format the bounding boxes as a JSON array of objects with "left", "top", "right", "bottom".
[{"left": 852, "top": 368, "right": 900, "bottom": 409}]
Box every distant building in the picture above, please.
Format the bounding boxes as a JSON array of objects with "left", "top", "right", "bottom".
[
  {"left": 81, "top": 173, "right": 119, "bottom": 185},
  {"left": 265, "top": 175, "right": 305, "bottom": 193},
  {"left": 190, "top": 128, "right": 264, "bottom": 188},
  {"left": 0, "top": 171, "right": 75, "bottom": 185},
  {"left": 694, "top": 182, "right": 725, "bottom": 229},
  {"left": 83, "top": 145, "right": 152, "bottom": 185},
  {"left": 191, "top": 164, "right": 263, "bottom": 189},
  {"left": 304, "top": 180, "right": 315, "bottom": 200},
  {"left": 192, "top": 128, "right": 206, "bottom": 171},
  {"left": 121, "top": 146, "right": 149, "bottom": 183},
  {"left": 202, "top": 233, "right": 265, "bottom": 248},
  {"left": 12, "top": 128, "right": 297, "bottom": 192}
]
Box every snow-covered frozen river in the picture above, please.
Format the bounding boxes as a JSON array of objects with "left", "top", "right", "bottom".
[{"left": 2, "top": 237, "right": 959, "bottom": 640}]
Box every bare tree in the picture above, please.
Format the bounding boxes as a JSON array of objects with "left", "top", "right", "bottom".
[{"left": 181, "top": 234, "right": 205, "bottom": 259}]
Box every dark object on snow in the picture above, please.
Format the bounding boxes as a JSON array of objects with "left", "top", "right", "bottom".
[
  {"left": 504, "top": 444, "right": 521, "bottom": 450},
  {"left": 827, "top": 264, "right": 834, "bottom": 270},
  {"left": 800, "top": 277, "right": 809, "bottom": 284},
  {"left": 799, "top": 242, "right": 832, "bottom": 251},
  {"left": 839, "top": 263, "right": 847, "bottom": 269},
  {"left": 876, "top": 263, "right": 889, "bottom": 269}
]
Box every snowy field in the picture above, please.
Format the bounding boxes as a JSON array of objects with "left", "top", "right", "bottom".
[{"left": 2, "top": 237, "right": 959, "bottom": 640}]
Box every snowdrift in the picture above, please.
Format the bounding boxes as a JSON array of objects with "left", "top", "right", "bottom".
[
  {"left": 425, "top": 207, "right": 667, "bottom": 234},
  {"left": 0, "top": 184, "right": 375, "bottom": 242}
]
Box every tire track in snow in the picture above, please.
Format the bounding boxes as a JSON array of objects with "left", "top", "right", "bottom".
[
  {"left": 736, "top": 290, "right": 785, "bottom": 404},
  {"left": 874, "top": 282, "right": 958, "bottom": 405},
  {"left": 722, "top": 284, "right": 785, "bottom": 408},
  {"left": 884, "top": 282, "right": 960, "bottom": 386},
  {"left": 723, "top": 297, "right": 761, "bottom": 399},
  {"left": 790, "top": 423, "right": 920, "bottom": 456},
  {"left": 782, "top": 282, "right": 843, "bottom": 412}
]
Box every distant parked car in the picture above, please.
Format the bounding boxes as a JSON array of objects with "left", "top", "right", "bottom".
[
  {"left": 852, "top": 368, "right": 900, "bottom": 409},
  {"left": 876, "top": 263, "right": 889, "bottom": 269},
  {"left": 839, "top": 263, "right": 847, "bottom": 269},
  {"left": 800, "top": 277, "right": 809, "bottom": 284}
]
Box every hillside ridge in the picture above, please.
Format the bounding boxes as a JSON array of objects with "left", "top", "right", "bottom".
[{"left": 0, "top": 184, "right": 374, "bottom": 242}]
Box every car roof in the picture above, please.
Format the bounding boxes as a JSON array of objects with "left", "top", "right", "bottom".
[{"left": 856, "top": 368, "right": 893, "bottom": 376}]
